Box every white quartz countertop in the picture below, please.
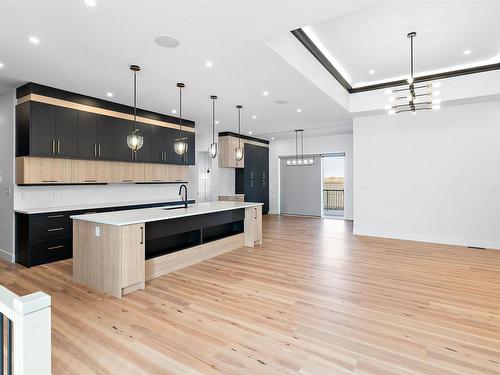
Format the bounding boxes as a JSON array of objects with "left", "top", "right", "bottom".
[
  {"left": 14, "top": 198, "right": 189, "bottom": 215},
  {"left": 71, "top": 201, "right": 263, "bottom": 226}
]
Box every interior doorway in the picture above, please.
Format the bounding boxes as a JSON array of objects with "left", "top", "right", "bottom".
[{"left": 322, "top": 153, "right": 345, "bottom": 218}]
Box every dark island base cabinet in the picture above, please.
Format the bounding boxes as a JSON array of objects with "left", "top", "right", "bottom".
[{"left": 15, "top": 200, "right": 195, "bottom": 267}]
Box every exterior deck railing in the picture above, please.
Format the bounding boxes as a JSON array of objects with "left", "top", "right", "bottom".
[{"left": 323, "top": 189, "right": 344, "bottom": 210}]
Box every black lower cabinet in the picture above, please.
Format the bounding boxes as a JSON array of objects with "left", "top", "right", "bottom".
[
  {"left": 236, "top": 143, "right": 269, "bottom": 213},
  {"left": 15, "top": 200, "right": 194, "bottom": 267}
]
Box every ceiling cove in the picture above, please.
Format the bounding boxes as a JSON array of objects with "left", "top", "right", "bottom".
[{"left": 291, "top": 28, "right": 500, "bottom": 94}]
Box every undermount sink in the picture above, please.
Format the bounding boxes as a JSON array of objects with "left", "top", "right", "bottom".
[{"left": 161, "top": 204, "right": 192, "bottom": 210}]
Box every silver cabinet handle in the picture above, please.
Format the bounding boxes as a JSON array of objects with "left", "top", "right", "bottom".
[
  {"left": 98, "top": 144, "right": 101, "bottom": 157},
  {"left": 47, "top": 227, "right": 64, "bottom": 232},
  {"left": 57, "top": 140, "right": 61, "bottom": 154},
  {"left": 47, "top": 214, "right": 64, "bottom": 218},
  {"left": 94, "top": 144, "right": 97, "bottom": 157},
  {"left": 122, "top": 179, "right": 133, "bottom": 182},
  {"left": 47, "top": 245, "right": 64, "bottom": 250},
  {"left": 42, "top": 180, "right": 58, "bottom": 183},
  {"left": 140, "top": 226, "right": 144, "bottom": 245},
  {"left": 52, "top": 139, "right": 56, "bottom": 154},
  {"left": 84, "top": 179, "right": 97, "bottom": 182},
  {"left": 254, "top": 207, "right": 257, "bottom": 219}
]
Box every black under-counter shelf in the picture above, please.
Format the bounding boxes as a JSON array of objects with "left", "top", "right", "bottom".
[
  {"left": 144, "top": 209, "right": 245, "bottom": 260},
  {"left": 15, "top": 200, "right": 195, "bottom": 267}
]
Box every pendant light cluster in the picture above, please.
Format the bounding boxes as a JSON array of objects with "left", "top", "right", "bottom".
[
  {"left": 286, "top": 129, "right": 314, "bottom": 166},
  {"left": 208, "top": 95, "right": 218, "bottom": 158},
  {"left": 235, "top": 105, "right": 244, "bottom": 161},
  {"left": 384, "top": 32, "right": 442, "bottom": 115},
  {"left": 126, "top": 65, "right": 144, "bottom": 151}
]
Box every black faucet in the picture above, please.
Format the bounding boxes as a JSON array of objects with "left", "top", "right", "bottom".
[{"left": 178, "top": 184, "right": 188, "bottom": 208}]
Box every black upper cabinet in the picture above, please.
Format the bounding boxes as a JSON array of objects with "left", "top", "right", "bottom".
[
  {"left": 29, "top": 102, "right": 78, "bottom": 158},
  {"left": 16, "top": 98, "right": 195, "bottom": 164},
  {"left": 114, "top": 118, "right": 134, "bottom": 161},
  {"left": 150, "top": 125, "right": 167, "bottom": 163},
  {"left": 55, "top": 107, "right": 78, "bottom": 158},
  {"left": 133, "top": 122, "right": 151, "bottom": 162},
  {"left": 95, "top": 115, "right": 114, "bottom": 160},
  {"left": 30, "top": 102, "right": 56, "bottom": 157},
  {"left": 77, "top": 111, "right": 97, "bottom": 159}
]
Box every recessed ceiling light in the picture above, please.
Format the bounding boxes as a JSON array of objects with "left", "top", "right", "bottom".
[
  {"left": 84, "top": 0, "right": 97, "bottom": 7},
  {"left": 154, "top": 35, "right": 180, "bottom": 48},
  {"left": 271, "top": 137, "right": 275, "bottom": 140},
  {"left": 248, "top": 131, "right": 253, "bottom": 135},
  {"left": 215, "top": 120, "right": 219, "bottom": 125},
  {"left": 369, "top": 69, "right": 375, "bottom": 74},
  {"left": 106, "top": 92, "right": 113, "bottom": 97},
  {"left": 29, "top": 36, "right": 40, "bottom": 44},
  {"left": 262, "top": 91, "right": 269, "bottom": 96},
  {"left": 0, "top": 62, "right": 4, "bottom": 69},
  {"left": 252, "top": 115, "right": 257, "bottom": 119},
  {"left": 171, "top": 109, "right": 177, "bottom": 114},
  {"left": 205, "top": 61, "right": 213, "bottom": 67},
  {"left": 296, "top": 108, "right": 302, "bottom": 113},
  {"left": 463, "top": 49, "right": 472, "bottom": 55}
]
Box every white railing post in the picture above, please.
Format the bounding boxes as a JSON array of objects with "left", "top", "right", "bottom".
[{"left": 0, "top": 286, "right": 51, "bottom": 375}]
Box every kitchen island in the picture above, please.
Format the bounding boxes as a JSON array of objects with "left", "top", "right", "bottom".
[{"left": 71, "top": 201, "right": 263, "bottom": 298}]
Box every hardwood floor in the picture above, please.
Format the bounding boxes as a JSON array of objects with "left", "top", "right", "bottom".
[{"left": 2, "top": 215, "right": 500, "bottom": 374}]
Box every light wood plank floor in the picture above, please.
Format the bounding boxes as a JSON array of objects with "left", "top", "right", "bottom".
[{"left": 2, "top": 215, "right": 500, "bottom": 374}]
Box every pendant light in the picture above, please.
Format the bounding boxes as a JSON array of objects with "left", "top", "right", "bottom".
[
  {"left": 127, "top": 65, "right": 144, "bottom": 151},
  {"left": 173, "top": 82, "right": 189, "bottom": 156},
  {"left": 286, "top": 129, "right": 314, "bottom": 166},
  {"left": 208, "top": 95, "right": 218, "bottom": 158},
  {"left": 235, "top": 105, "right": 244, "bottom": 161},
  {"left": 384, "top": 32, "right": 442, "bottom": 115}
]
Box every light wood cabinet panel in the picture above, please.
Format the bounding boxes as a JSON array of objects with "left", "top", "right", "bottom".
[
  {"left": 72, "top": 159, "right": 111, "bottom": 183},
  {"left": 244, "top": 205, "right": 262, "bottom": 247},
  {"left": 218, "top": 136, "right": 244, "bottom": 168},
  {"left": 16, "top": 156, "right": 72, "bottom": 185},
  {"left": 144, "top": 163, "right": 169, "bottom": 182},
  {"left": 109, "top": 161, "right": 145, "bottom": 183},
  {"left": 218, "top": 194, "right": 245, "bottom": 202},
  {"left": 167, "top": 165, "right": 189, "bottom": 182},
  {"left": 121, "top": 223, "right": 145, "bottom": 290}
]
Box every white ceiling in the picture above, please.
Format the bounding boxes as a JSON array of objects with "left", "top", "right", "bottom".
[
  {"left": 0, "top": 0, "right": 374, "bottom": 139},
  {"left": 305, "top": 0, "right": 500, "bottom": 88}
]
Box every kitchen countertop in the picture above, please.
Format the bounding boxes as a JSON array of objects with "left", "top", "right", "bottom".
[
  {"left": 71, "top": 201, "right": 263, "bottom": 226},
  {"left": 14, "top": 198, "right": 191, "bottom": 215}
]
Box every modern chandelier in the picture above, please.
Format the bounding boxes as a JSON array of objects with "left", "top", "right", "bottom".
[
  {"left": 385, "top": 32, "right": 442, "bottom": 115},
  {"left": 127, "top": 65, "right": 144, "bottom": 151},
  {"left": 286, "top": 129, "right": 314, "bottom": 166}
]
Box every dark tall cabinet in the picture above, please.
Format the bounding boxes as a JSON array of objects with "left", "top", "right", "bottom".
[{"left": 236, "top": 143, "right": 269, "bottom": 214}]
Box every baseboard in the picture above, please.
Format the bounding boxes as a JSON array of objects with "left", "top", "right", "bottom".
[
  {"left": 353, "top": 228, "right": 500, "bottom": 250},
  {"left": 0, "top": 248, "right": 14, "bottom": 263}
]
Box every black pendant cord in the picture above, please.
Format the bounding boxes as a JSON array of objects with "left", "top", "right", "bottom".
[
  {"left": 212, "top": 97, "right": 215, "bottom": 144},
  {"left": 301, "top": 130, "right": 304, "bottom": 160},
  {"left": 133, "top": 70, "right": 137, "bottom": 127},
  {"left": 237, "top": 105, "right": 242, "bottom": 148},
  {"left": 295, "top": 130, "right": 298, "bottom": 160},
  {"left": 179, "top": 86, "right": 182, "bottom": 138}
]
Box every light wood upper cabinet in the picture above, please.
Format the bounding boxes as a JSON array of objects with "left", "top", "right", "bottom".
[
  {"left": 109, "top": 161, "right": 145, "bottom": 183},
  {"left": 218, "top": 136, "right": 244, "bottom": 168},
  {"left": 16, "top": 156, "right": 72, "bottom": 185},
  {"left": 168, "top": 165, "right": 189, "bottom": 182},
  {"left": 144, "top": 163, "right": 169, "bottom": 182},
  {"left": 72, "top": 159, "right": 111, "bottom": 183}
]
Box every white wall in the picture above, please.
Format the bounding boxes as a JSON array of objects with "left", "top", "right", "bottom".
[
  {"left": 269, "top": 133, "right": 353, "bottom": 219},
  {"left": 0, "top": 90, "right": 15, "bottom": 261},
  {"left": 353, "top": 100, "right": 500, "bottom": 249}
]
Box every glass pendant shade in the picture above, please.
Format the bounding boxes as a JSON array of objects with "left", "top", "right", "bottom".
[
  {"left": 235, "top": 147, "right": 244, "bottom": 161},
  {"left": 208, "top": 143, "right": 217, "bottom": 158},
  {"left": 174, "top": 137, "right": 188, "bottom": 155},
  {"left": 127, "top": 131, "right": 143, "bottom": 151}
]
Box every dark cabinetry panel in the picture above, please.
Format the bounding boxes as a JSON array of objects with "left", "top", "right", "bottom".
[
  {"left": 236, "top": 144, "right": 269, "bottom": 213},
  {"left": 16, "top": 100, "right": 195, "bottom": 165}
]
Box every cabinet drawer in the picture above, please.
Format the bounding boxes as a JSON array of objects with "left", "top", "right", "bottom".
[
  {"left": 30, "top": 237, "right": 72, "bottom": 265},
  {"left": 30, "top": 212, "right": 72, "bottom": 241}
]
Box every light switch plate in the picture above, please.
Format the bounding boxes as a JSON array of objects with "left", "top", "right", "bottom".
[{"left": 95, "top": 226, "right": 100, "bottom": 237}]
